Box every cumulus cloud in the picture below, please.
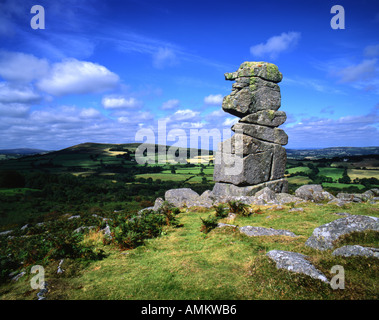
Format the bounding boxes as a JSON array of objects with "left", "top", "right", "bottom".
[
  {"left": 161, "top": 99, "right": 180, "bottom": 110},
  {"left": 284, "top": 106, "right": 379, "bottom": 148},
  {"left": 102, "top": 96, "right": 141, "bottom": 109},
  {"left": 0, "top": 102, "right": 30, "bottom": 118},
  {"left": 171, "top": 109, "right": 200, "bottom": 121},
  {"left": 204, "top": 94, "right": 223, "bottom": 105},
  {"left": 0, "top": 82, "right": 40, "bottom": 104},
  {"left": 80, "top": 108, "right": 101, "bottom": 118},
  {"left": 0, "top": 51, "right": 49, "bottom": 82},
  {"left": 36, "top": 58, "right": 119, "bottom": 96},
  {"left": 250, "top": 32, "right": 301, "bottom": 59}
]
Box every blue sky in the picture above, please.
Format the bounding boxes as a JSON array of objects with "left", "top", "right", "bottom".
[{"left": 0, "top": 0, "right": 378, "bottom": 150}]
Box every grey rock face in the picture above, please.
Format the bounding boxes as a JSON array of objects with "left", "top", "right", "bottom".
[
  {"left": 212, "top": 179, "right": 288, "bottom": 198},
  {"left": 214, "top": 151, "right": 273, "bottom": 186},
  {"left": 165, "top": 188, "right": 200, "bottom": 207},
  {"left": 232, "top": 123, "right": 288, "bottom": 145},
  {"left": 240, "top": 110, "right": 286, "bottom": 127},
  {"left": 223, "top": 79, "right": 281, "bottom": 118},
  {"left": 305, "top": 215, "right": 379, "bottom": 251},
  {"left": 266, "top": 250, "right": 329, "bottom": 283},
  {"left": 332, "top": 245, "right": 379, "bottom": 258}
]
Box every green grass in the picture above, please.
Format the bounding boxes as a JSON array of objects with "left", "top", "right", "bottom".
[
  {"left": 2, "top": 201, "right": 378, "bottom": 300},
  {"left": 318, "top": 167, "right": 345, "bottom": 180},
  {"left": 287, "top": 166, "right": 311, "bottom": 174},
  {"left": 322, "top": 182, "right": 366, "bottom": 190}
]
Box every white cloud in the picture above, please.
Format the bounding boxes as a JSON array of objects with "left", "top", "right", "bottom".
[
  {"left": 222, "top": 117, "right": 238, "bottom": 126},
  {"left": 102, "top": 96, "right": 141, "bottom": 109},
  {"left": 36, "top": 58, "right": 119, "bottom": 96},
  {"left": 0, "top": 102, "right": 30, "bottom": 118},
  {"left": 80, "top": 108, "right": 101, "bottom": 118},
  {"left": 171, "top": 109, "right": 200, "bottom": 121},
  {"left": 204, "top": 94, "right": 223, "bottom": 105},
  {"left": 0, "top": 82, "right": 40, "bottom": 103},
  {"left": 0, "top": 51, "right": 49, "bottom": 82},
  {"left": 284, "top": 106, "right": 379, "bottom": 148},
  {"left": 152, "top": 47, "right": 178, "bottom": 69},
  {"left": 207, "top": 110, "right": 224, "bottom": 118},
  {"left": 161, "top": 99, "right": 180, "bottom": 110},
  {"left": 250, "top": 32, "right": 301, "bottom": 59},
  {"left": 335, "top": 59, "right": 378, "bottom": 83}
]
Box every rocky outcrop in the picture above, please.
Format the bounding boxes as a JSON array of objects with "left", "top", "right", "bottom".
[
  {"left": 305, "top": 215, "right": 379, "bottom": 251},
  {"left": 332, "top": 245, "right": 379, "bottom": 258},
  {"left": 266, "top": 250, "right": 328, "bottom": 283},
  {"left": 213, "top": 61, "right": 288, "bottom": 197}
]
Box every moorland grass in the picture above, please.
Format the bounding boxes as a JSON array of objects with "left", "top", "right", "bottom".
[{"left": 1, "top": 201, "right": 378, "bottom": 300}]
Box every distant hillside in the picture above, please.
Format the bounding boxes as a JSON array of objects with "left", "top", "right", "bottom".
[
  {"left": 0, "top": 148, "right": 48, "bottom": 155},
  {"left": 287, "top": 147, "right": 379, "bottom": 159}
]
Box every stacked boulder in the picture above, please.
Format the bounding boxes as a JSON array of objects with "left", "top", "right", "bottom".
[{"left": 213, "top": 61, "right": 288, "bottom": 197}]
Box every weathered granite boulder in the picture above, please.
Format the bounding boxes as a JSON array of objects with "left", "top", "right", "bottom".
[
  {"left": 224, "top": 61, "right": 283, "bottom": 83},
  {"left": 305, "top": 215, "right": 379, "bottom": 251},
  {"left": 153, "top": 197, "right": 164, "bottom": 211},
  {"left": 164, "top": 188, "right": 200, "bottom": 207},
  {"left": 332, "top": 245, "right": 379, "bottom": 258},
  {"left": 295, "top": 184, "right": 335, "bottom": 202},
  {"left": 240, "top": 110, "right": 286, "bottom": 127},
  {"left": 223, "top": 78, "right": 281, "bottom": 117},
  {"left": 266, "top": 250, "right": 328, "bottom": 283},
  {"left": 275, "top": 193, "right": 304, "bottom": 205},
  {"left": 253, "top": 187, "right": 277, "bottom": 204},
  {"left": 232, "top": 123, "right": 288, "bottom": 145},
  {"left": 240, "top": 226, "right": 297, "bottom": 237},
  {"left": 212, "top": 179, "right": 288, "bottom": 198}
]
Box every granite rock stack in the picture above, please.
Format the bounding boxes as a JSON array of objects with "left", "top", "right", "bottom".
[{"left": 213, "top": 61, "right": 288, "bottom": 197}]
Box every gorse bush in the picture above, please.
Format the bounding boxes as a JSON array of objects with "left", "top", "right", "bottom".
[
  {"left": 200, "top": 215, "right": 219, "bottom": 233},
  {"left": 111, "top": 205, "right": 181, "bottom": 249},
  {"left": 227, "top": 200, "right": 249, "bottom": 216},
  {"left": 214, "top": 204, "right": 228, "bottom": 218}
]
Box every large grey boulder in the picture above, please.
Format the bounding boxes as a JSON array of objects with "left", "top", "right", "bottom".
[
  {"left": 232, "top": 122, "right": 288, "bottom": 145},
  {"left": 305, "top": 215, "right": 379, "bottom": 251},
  {"left": 276, "top": 193, "right": 304, "bottom": 205},
  {"left": 212, "top": 179, "right": 288, "bottom": 197},
  {"left": 295, "top": 184, "right": 335, "bottom": 202},
  {"left": 266, "top": 250, "right": 328, "bottom": 283},
  {"left": 222, "top": 79, "right": 281, "bottom": 117},
  {"left": 165, "top": 188, "right": 200, "bottom": 207},
  {"left": 240, "top": 110, "right": 286, "bottom": 127},
  {"left": 225, "top": 61, "right": 283, "bottom": 83},
  {"left": 332, "top": 245, "right": 379, "bottom": 258},
  {"left": 240, "top": 226, "right": 297, "bottom": 237},
  {"left": 253, "top": 187, "right": 277, "bottom": 204},
  {"left": 218, "top": 133, "right": 275, "bottom": 156},
  {"left": 213, "top": 151, "right": 273, "bottom": 186}
]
